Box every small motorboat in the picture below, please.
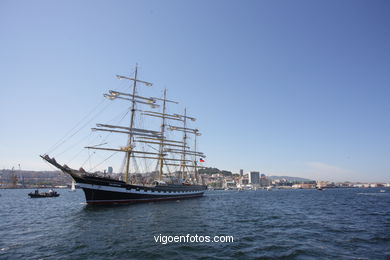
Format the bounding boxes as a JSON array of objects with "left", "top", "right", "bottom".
[{"left": 28, "top": 189, "right": 60, "bottom": 198}]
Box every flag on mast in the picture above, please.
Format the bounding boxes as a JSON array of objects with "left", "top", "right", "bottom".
[{"left": 199, "top": 158, "right": 205, "bottom": 162}]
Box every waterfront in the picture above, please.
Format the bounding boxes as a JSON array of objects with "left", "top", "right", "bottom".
[{"left": 1, "top": 188, "right": 389, "bottom": 259}]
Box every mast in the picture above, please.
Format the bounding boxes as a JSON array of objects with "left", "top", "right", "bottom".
[
  {"left": 124, "top": 65, "right": 139, "bottom": 184},
  {"left": 158, "top": 89, "right": 167, "bottom": 181},
  {"left": 181, "top": 108, "right": 188, "bottom": 181},
  {"left": 194, "top": 129, "right": 199, "bottom": 184},
  {"left": 164, "top": 110, "right": 205, "bottom": 183}
]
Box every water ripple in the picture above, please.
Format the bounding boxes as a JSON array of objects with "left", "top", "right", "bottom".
[{"left": 0, "top": 188, "right": 389, "bottom": 259}]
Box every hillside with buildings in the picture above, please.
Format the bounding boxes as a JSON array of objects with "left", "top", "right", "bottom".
[
  {"left": 0, "top": 169, "right": 72, "bottom": 188},
  {"left": 1, "top": 167, "right": 388, "bottom": 189},
  {"left": 199, "top": 168, "right": 389, "bottom": 190},
  {"left": 201, "top": 168, "right": 315, "bottom": 190}
]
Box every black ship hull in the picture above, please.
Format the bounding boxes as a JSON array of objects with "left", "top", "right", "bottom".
[
  {"left": 80, "top": 184, "right": 205, "bottom": 204},
  {"left": 42, "top": 155, "right": 207, "bottom": 205}
]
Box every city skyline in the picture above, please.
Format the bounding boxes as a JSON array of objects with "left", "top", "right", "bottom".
[{"left": 1, "top": 0, "right": 389, "bottom": 182}]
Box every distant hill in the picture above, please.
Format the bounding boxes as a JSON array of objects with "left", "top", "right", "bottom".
[
  {"left": 268, "top": 176, "right": 314, "bottom": 182},
  {"left": 198, "top": 167, "right": 314, "bottom": 182},
  {"left": 198, "top": 167, "right": 232, "bottom": 176},
  {"left": 0, "top": 169, "right": 72, "bottom": 187}
]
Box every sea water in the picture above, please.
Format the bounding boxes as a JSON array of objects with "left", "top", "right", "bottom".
[{"left": 0, "top": 188, "right": 389, "bottom": 259}]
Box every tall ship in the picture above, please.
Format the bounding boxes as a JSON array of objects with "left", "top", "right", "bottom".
[{"left": 42, "top": 66, "right": 207, "bottom": 204}]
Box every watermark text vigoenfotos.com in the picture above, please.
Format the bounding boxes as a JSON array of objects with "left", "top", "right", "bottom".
[{"left": 154, "top": 234, "right": 234, "bottom": 245}]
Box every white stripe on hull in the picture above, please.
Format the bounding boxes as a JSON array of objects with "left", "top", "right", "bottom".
[{"left": 87, "top": 194, "right": 203, "bottom": 204}]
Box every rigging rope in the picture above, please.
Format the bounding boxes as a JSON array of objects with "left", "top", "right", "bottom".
[
  {"left": 89, "top": 151, "right": 120, "bottom": 172},
  {"left": 65, "top": 132, "right": 93, "bottom": 164},
  {"left": 47, "top": 70, "right": 135, "bottom": 157},
  {"left": 46, "top": 98, "right": 107, "bottom": 155},
  {"left": 54, "top": 131, "right": 94, "bottom": 158},
  {"left": 46, "top": 99, "right": 112, "bottom": 156},
  {"left": 65, "top": 107, "right": 130, "bottom": 167}
]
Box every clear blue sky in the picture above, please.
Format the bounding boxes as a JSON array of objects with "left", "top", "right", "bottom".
[{"left": 1, "top": 0, "right": 389, "bottom": 182}]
